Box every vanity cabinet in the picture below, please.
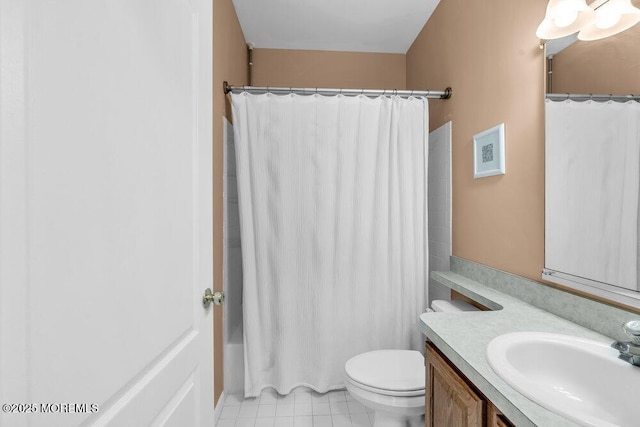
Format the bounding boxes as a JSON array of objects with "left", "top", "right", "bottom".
[
  {"left": 426, "top": 342, "right": 514, "bottom": 427},
  {"left": 488, "top": 404, "right": 514, "bottom": 427}
]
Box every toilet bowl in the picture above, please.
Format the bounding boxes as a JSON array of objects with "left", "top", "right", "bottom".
[
  {"left": 344, "top": 350, "right": 425, "bottom": 427},
  {"left": 344, "top": 299, "right": 479, "bottom": 427}
]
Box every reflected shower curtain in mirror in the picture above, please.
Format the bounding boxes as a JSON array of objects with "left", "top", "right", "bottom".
[
  {"left": 231, "top": 92, "right": 428, "bottom": 396},
  {"left": 546, "top": 100, "right": 640, "bottom": 291}
]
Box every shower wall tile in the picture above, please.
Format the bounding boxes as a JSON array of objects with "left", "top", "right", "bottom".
[
  {"left": 225, "top": 119, "right": 237, "bottom": 177},
  {"left": 226, "top": 201, "right": 241, "bottom": 248},
  {"left": 225, "top": 247, "right": 243, "bottom": 337},
  {"left": 428, "top": 122, "right": 452, "bottom": 304},
  {"left": 223, "top": 117, "right": 245, "bottom": 392},
  {"left": 226, "top": 176, "right": 239, "bottom": 203}
]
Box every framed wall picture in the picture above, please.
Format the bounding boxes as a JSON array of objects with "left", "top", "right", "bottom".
[{"left": 473, "top": 123, "right": 505, "bottom": 179}]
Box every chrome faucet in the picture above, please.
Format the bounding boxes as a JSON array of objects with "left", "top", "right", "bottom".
[{"left": 612, "top": 320, "right": 640, "bottom": 366}]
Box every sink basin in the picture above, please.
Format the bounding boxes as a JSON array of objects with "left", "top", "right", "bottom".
[{"left": 486, "top": 332, "right": 640, "bottom": 427}]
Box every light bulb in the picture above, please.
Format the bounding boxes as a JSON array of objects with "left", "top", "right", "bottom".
[
  {"left": 595, "top": 8, "right": 622, "bottom": 28},
  {"left": 554, "top": 10, "right": 579, "bottom": 27},
  {"left": 537, "top": 0, "right": 596, "bottom": 40},
  {"left": 577, "top": 0, "right": 640, "bottom": 40}
]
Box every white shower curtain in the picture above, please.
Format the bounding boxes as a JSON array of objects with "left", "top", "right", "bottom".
[
  {"left": 546, "top": 100, "right": 640, "bottom": 291},
  {"left": 231, "top": 92, "right": 429, "bottom": 396}
]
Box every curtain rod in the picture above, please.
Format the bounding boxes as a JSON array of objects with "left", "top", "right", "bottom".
[
  {"left": 223, "top": 81, "right": 452, "bottom": 100},
  {"left": 547, "top": 92, "right": 640, "bottom": 102}
]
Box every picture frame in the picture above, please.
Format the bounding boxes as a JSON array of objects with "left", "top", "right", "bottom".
[{"left": 473, "top": 123, "right": 505, "bottom": 179}]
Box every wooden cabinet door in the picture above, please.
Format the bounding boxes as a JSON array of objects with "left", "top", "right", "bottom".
[
  {"left": 488, "top": 402, "right": 515, "bottom": 427},
  {"left": 426, "top": 343, "right": 484, "bottom": 427}
]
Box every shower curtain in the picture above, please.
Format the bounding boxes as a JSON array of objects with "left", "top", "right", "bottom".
[
  {"left": 546, "top": 99, "right": 640, "bottom": 291},
  {"left": 232, "top": 92, "right": 429, "bottom": 396}
]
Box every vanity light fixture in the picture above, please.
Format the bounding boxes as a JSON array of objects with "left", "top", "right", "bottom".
[
  {"left": 537, "top": 0, "right": 640, "bottom": 41},
  {"left": 536, "top": 0, "right": 595, "bottom": 39},
  {"left": 578, "top": 0, "right": 640, "bottom": 40}
]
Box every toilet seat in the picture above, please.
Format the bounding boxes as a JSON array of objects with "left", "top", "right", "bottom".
[
  {"left": 345, "top": 376, "right": 424, "bottom": 397},
  {"left": 344, "top": 350, "right": 425, "bottom": 397}
]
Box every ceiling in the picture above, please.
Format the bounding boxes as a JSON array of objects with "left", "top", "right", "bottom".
[{"left": 231, "top": 0, "right": 441, "bottom": 54}]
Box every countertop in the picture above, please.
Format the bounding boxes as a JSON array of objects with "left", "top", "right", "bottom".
[{"left": 420, "top": 270, "right": 617, "bottom": 427}]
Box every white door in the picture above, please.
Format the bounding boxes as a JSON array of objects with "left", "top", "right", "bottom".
[{"left": 0, "top": 0, "right": 214, "bottom": 426}]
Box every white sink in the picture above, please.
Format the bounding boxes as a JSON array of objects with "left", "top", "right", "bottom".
[{"left": 486, "top": 332, "right": 640, "bottom": 427}]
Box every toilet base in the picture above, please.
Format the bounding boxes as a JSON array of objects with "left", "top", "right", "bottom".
[
  {"left": 344, "top": 370, "right": 425, "bottom": 427},
  {"left": 372, "top": 411, "right": 424, "bottom": 427}
]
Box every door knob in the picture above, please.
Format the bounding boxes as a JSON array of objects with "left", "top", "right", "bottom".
[{"left": 202, "top": 288, "right": 224, "bottom": 308}]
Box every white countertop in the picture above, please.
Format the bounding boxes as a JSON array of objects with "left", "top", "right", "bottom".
[{"left": 421, "top": 271, "right": 616, "bottom": 427}]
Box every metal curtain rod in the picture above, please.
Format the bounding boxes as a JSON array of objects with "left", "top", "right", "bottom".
[
  {"left": 547, "top": 92, "right": 640, "bottom": 102},
  {"left": 223, "top": 81, "right": 452, "bottom": 100}
]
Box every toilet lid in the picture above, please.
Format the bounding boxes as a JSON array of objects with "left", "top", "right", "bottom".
[{"left": 344, "top": 350, "right": 425, "bottom": 392}]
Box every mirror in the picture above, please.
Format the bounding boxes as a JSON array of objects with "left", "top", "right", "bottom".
[
  {"left": 543, "top": 19, "right": 640, "bottom": 309},
  {"left": 545, "top": 22, "right": 640, "bottom": 95}
]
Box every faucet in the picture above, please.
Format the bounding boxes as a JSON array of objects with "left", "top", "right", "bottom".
[{"left": 612, "top": 320, "right": 640, "bottom": 366}]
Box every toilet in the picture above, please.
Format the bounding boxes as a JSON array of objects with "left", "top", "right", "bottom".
[{"left": 344, "top": 299, "right": 479, "bottom": 427}]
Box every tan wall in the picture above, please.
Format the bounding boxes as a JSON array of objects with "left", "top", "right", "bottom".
[
  {"left": 212, "top": 0, "right": 247, "bottom": 405},
  {"left": 407, "top": 0, "right": 547, "bottom": 281},
  {"left": 253, "top": 48, "right": 406, "bottom": 89},
  {"left": 552, "top": 22, "right": 640, "bottom": 94}
]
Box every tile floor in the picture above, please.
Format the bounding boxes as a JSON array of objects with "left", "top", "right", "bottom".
[{"left": 217, "top": 388, "right": 375, "bottom": 427}]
